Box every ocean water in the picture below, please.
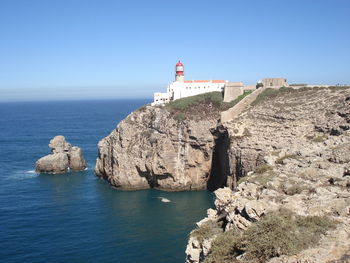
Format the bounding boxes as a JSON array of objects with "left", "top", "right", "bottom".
[{"left": 0, "top": 100, "right": 213, "bottom": 263}]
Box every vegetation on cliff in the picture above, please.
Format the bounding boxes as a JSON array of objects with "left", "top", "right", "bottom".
[
  {"left": 252, "top": 86, "right": 350, "bottom": 106},
  {"left": 164, "top": 90, "right": 252, "bottom": 121},
  {"left": 203, "top": 210, "right": 336, "bottom": 263},
  {"left": 186, "top": 86, "right": 350, "bottom": 263}
]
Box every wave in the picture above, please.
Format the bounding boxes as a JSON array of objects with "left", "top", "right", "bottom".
[
  {"left": 5, "top": 170, "right": 39, "bottom": 180},
  {"left": 157, "top": 197, "right": 171, "bottom": 203}
]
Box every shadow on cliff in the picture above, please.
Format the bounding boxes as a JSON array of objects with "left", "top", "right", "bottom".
[
  {"left": 136, "top": 166, "right": 174, "bottom": 189},
  {"left": 207, "top": 125, "right": 230, "bottom": 191}
]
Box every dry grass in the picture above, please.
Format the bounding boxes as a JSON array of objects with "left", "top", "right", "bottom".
[
  {"left": 275, "top": 154, "right": 300, "bottom": 165},
  {"left": 254, "top": 164, "right": 273, "bottom": 174},
  {"left": 204, "top": 210, "right": 336, "bottom": 263},
  {"left": 237, "top": 169, "right": 277, "bottom": 189},
  {"left": 306, "top": 134, "right": 328, "bottom": 143}
]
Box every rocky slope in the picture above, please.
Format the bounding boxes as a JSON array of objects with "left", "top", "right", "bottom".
[
  {"left": 186, "top": 87, "right": 350, "bottom": 263},
  {"left": 95, "top": 102, "right": 220, "bottom": 190}
]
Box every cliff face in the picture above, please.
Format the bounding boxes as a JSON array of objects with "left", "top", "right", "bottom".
[
  {"left": 222, "top": 87, "right": 350, "bottom": 188},
  {"left": 95, "top": 104, "right": 219, "bottom": 191},
  {"left": 185, "top": 87, "right": 350, "bottom": 263}
]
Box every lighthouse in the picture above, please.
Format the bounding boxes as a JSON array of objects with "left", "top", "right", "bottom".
[
  {"left": 175, "top": 60, "right": 184, "bottom": 82},
  {"left": 152, "top": 60, "right": 228, "bottom": 105}
]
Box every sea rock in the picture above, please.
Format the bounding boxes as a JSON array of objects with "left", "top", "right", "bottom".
[
  {"left": 95, "top": 105, "right": 219, "bottom": 191},
  {"left": 35, "top": 136, "right": 86, "bottom": 174},
  {"left": 35, "top": 153, "right": 69, "bottom": 174},
  {"left": 49, "top": 135, "right": 71, "bottom": 153},
  {"left": 69, "top": 146, "right": 86, "bottom": 170}
]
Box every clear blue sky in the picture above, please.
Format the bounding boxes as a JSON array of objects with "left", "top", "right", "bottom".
[{"left": 0, "top": 0, "right": 349, "bottom": 101}]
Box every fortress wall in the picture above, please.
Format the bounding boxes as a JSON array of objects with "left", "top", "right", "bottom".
[
  {"left": 243, "top": 85, "right": 256, "bottom": 91},
  {"left": 221, "top": 87, "right": 267, "bottom": 123},
  {"left": 223, "top": 82, "right": 244, "bottom": 102}
]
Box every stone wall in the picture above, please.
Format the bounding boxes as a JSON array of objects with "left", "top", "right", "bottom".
[
  {"left": 262, "top": 78, "right": 288, "bottom": 88},
  {"left": 223, "top": 82, "right": 244, "bottom": 102},
  {"left": 221, "top": 86, "right": 267, "bottom": 123}
]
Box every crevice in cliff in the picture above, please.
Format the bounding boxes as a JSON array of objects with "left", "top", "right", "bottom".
[{"left": 207, "top": 125, "right": 230, "bottom": 191}]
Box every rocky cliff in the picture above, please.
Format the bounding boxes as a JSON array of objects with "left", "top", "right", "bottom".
[
  {"left": 185, "top": 87, "right": 350, "bottom": 263},
  {"left": 95, "top": 100, "right": 221, "bottom": 191}
]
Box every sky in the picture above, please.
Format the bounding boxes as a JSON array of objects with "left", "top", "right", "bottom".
[{"left": 0, "top": 0, "right": 349, "bottom": 101}]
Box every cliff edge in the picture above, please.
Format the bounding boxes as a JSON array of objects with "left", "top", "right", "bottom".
[{"left": 95, "top": 93, "right": 227, "bottom": 191}]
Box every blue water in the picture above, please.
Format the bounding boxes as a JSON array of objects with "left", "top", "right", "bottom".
[{"left": 0, "top": 100, "right": 213, "bottom": 263}]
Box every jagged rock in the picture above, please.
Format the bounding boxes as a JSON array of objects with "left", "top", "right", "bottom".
[
  {"left": 95, "top": 105, "right": 218, "bottom": 191},
  {"left": 35, "top": 136, "right": 86, "bottom": 174},
  {"left": 329, "top": 143, "right": 350, "bottom": 163},
  {"left": 214, "top": 187, "right": 235, "bottom": 211},
  {"left": 185, "top": 237, "right": 201, "bottom": 263},
  {"left": 69, "top": 146, "right": 86, "bottom": 170},
  {"left": 224, "top": 87, "right": 350, "bottom": 187},
  {"left": 49, "top": 135, "right": 71, "bottom": 153}
]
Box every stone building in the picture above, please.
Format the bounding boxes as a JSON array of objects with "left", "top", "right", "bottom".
[{"left": 261, "top": 78, "right": 288, "bottom": 88}]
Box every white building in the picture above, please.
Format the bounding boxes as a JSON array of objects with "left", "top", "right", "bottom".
[{"left": 152, "top": 61, "right": 227, "bottom": 105}]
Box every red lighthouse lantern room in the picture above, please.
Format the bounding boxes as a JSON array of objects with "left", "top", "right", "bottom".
[
  {"left": 175, "top": 60, "right": 184, "bottom": 76},
  {"left": 175, "top": 60, "right": 185, "bottom": 82}
]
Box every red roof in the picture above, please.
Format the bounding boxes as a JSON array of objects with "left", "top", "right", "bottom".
[
  {"left": 184, "top": 80, "right": 226, "bottom": 83},
  {"left": 176, "top": 60, "right": 183, "bottom": 66}
]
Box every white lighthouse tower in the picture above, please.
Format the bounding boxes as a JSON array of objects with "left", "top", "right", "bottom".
[{"left": 175, "top": 60, "right": 184, "bottom": 82}]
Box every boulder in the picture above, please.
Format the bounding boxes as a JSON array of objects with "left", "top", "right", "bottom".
[
  {"left": 35, "top": 153, "right": 69, "bottom": 174},
  {"left": 69, "top": 146, "right": 86, "bottom": 170},
  {"left": 35, "top": 136, "right": 86, "bottom": 174}
]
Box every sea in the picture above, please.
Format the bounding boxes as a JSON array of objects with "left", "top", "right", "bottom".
[{"left": 0, "top": 99, "right": 214, "bottom": 263}]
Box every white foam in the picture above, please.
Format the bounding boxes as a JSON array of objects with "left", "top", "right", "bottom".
[
  {"left": 157, "top": 197, "right": 171, "bottom": 203},
  {"left": 7, "top": 170, "right": 39, "bottom": 180}
]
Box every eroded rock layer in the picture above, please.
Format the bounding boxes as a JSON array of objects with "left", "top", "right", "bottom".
[
  {"left": 225, "top": 87, "right": 350, "bottom": 188},
  {"left": 95, "top": 105, "right": 219, "bottom": 191}
]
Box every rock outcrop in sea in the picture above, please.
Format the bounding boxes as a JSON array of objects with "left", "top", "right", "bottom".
[{"left": 36, "top": 135, "right": 86, "bottom": 174}]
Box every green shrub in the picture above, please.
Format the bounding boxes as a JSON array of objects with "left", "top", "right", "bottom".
[
  {"left": 204, "top": 230, "right": 239, "bottom": 263},
  {"left": 205, "top": 210, "right": 337, "bottom": 263},
  {"left": 166, "top": 92, "right": 223, "bottom": 111},
  {"left": 174, "top": 112, "right": 186, "bottom": 122},
  {"left": 191, "top": 220, "right": 223, "bottom": 244},
  {"left": 166, "top": 90, "right": 253, "bottom": 113}
]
